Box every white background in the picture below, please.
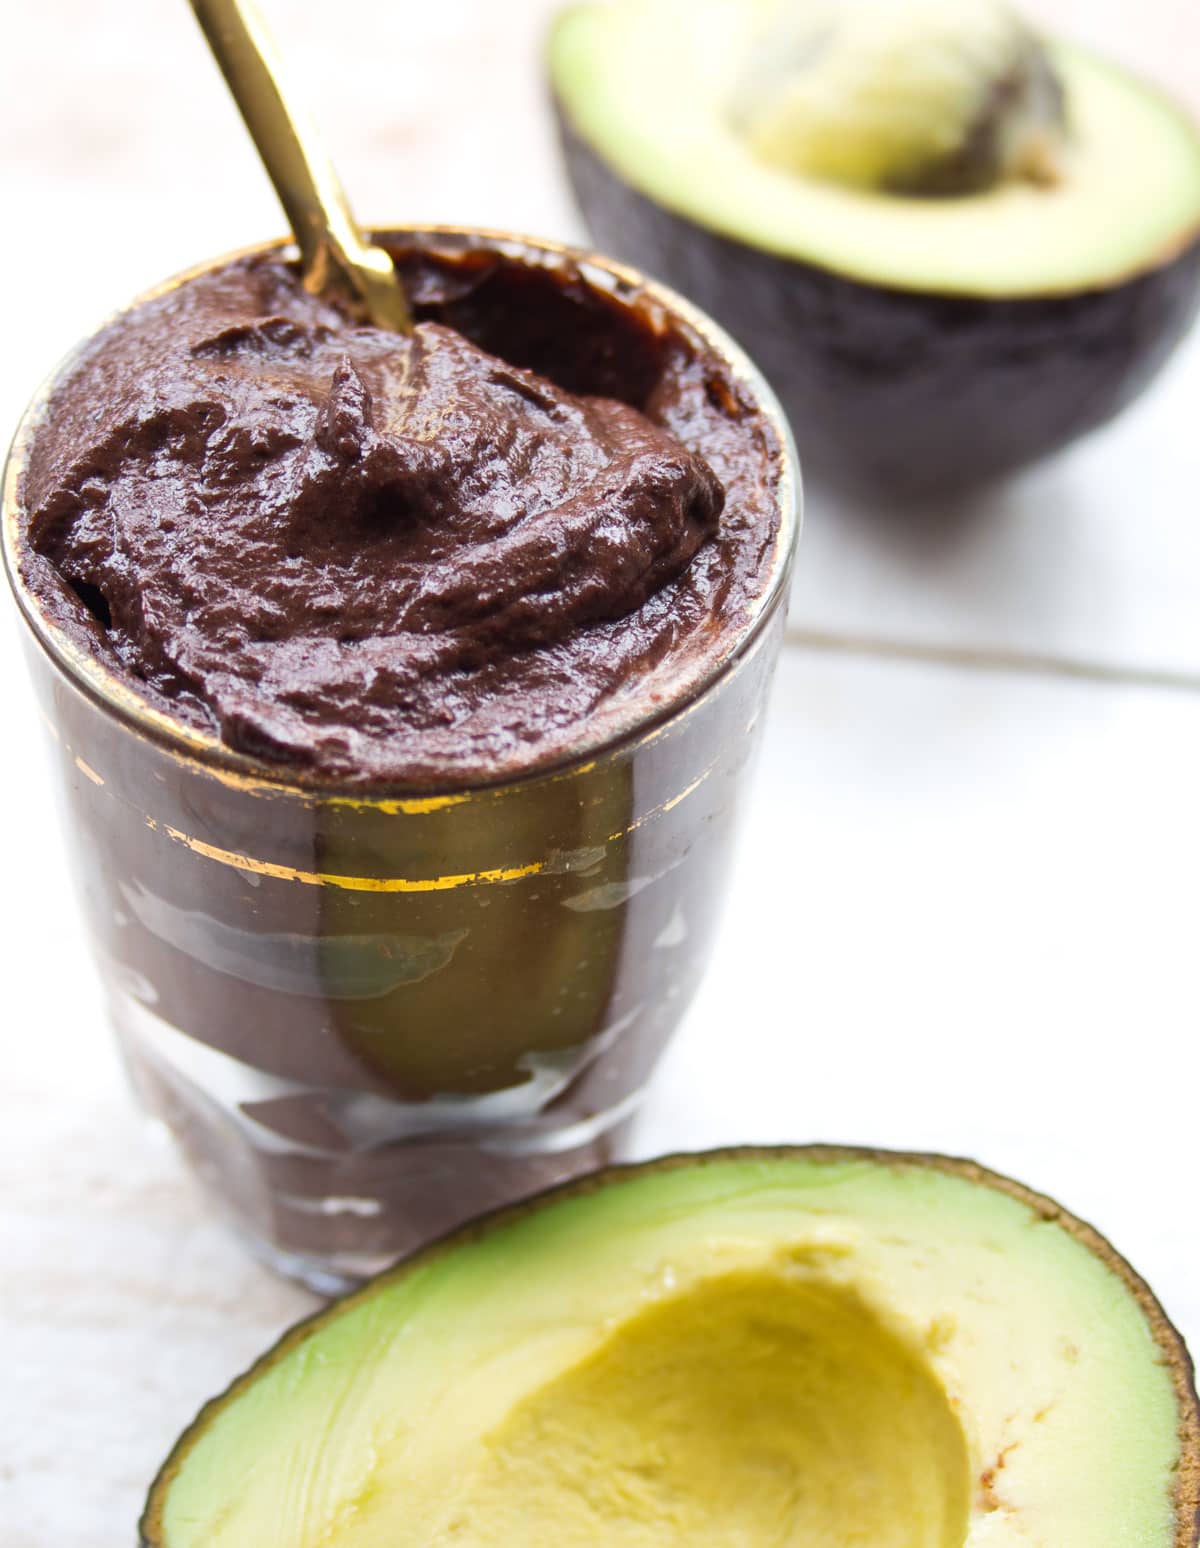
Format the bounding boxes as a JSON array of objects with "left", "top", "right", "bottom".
[{"left": 1, "top": 1, "right": 1198, "bottom": 1540}]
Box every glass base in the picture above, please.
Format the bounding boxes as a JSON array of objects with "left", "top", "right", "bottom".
[
  {"left": 215, "top": 1106, "right": 640, "bottom": 1295},
  {"left": 229, "top": 1114, "right": 638, "bottom": 1296},
  {"left": 112, "top": 995, "right": 642, "bottom": 1293}
]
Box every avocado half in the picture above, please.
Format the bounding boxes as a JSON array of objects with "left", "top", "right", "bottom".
[
  {"left": 549, "top": 1, "right": 1200, "bottom": 497},
  {"left": 141, "top": 1146, "right": 1199, "bottom": 1547}
]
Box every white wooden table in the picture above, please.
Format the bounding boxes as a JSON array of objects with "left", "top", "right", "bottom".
[{"left": 2, "top": 2, "right": 1198, "bottom": 1539}]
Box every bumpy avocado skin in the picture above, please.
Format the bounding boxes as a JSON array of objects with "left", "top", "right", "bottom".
[{"left": 557, "top": 115, "right": 1200, "bottom": 499}]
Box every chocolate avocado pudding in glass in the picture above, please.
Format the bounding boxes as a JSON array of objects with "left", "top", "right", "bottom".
[{"left": 4, "top": 229, "right": 798, "bottom": 1292}]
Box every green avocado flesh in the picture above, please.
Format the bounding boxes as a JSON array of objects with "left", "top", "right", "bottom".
[
  {"left": 549, "top": 0, "right": 1200, "bottom": 297},
  {"left": 143, "top": 1150, "right": 1196, "bottom": 1547}
]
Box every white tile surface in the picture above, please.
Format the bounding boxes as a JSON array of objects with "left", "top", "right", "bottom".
[
  {"left": 1, "top": 0, "right": 1199, "bottom": 1541},
  {"left": 636, "top": 649, "right": 1200, "bottom": 1348},
  {"left": 4, "top": 647, "right": 1200, "bottom": 1543}
]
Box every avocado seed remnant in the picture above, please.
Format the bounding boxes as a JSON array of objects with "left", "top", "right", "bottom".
[{"left": 731, "top": 0, "right": 1067, "bottom": 196}]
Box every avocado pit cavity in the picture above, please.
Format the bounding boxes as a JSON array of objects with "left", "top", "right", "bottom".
[
  {"left": 457, "top": 1266, "right": 971, "bottom": 1547},
  {"left": 732, "top": 0, "right": 1067, "bottom": 196}
]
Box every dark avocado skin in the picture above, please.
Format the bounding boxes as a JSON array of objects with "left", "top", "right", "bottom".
[
  {"left": 556, "top": 110, "right": 1200, "bottom": 499},
  {"left": 139, "top": 1143, "right": 1200, "bottom": 1548}
]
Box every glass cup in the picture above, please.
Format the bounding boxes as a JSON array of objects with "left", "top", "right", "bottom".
[{"left": 3, "top": 228, "right": 799, "bottom": 1293}]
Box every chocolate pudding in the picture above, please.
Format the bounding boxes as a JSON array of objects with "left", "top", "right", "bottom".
[
  {"left": 20, "top": 245, "right": 781, "bottom": 785},
  {"left": 5, "top": 233, "right": 796, "bottom": 1288}
]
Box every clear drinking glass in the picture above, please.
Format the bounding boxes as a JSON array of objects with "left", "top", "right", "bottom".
[{"left": 3, "top": 227, "right": 799, "bottom": 1292}]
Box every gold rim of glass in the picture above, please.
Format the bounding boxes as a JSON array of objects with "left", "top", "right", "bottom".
[{"left": 2, "top": 226, "right": 801, "bottom": 804}]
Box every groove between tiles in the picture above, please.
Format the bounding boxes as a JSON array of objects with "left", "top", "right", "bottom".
[{"left": 785, "top": 628, "right": 1200, "bottom": 696}]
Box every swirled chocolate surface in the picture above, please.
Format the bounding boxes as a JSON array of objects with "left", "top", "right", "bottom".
[{"left": 19, "top": 244, "right": 783, "bottom": 785}]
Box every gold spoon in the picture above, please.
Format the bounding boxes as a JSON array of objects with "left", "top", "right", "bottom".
[{"left": 189, "top": 0, "right": 413, "bottom": 332}]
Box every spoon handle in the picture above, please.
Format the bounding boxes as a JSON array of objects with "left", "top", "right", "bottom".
[{"left": 190, "top": 0, "right": 413, "bottom": 332}]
